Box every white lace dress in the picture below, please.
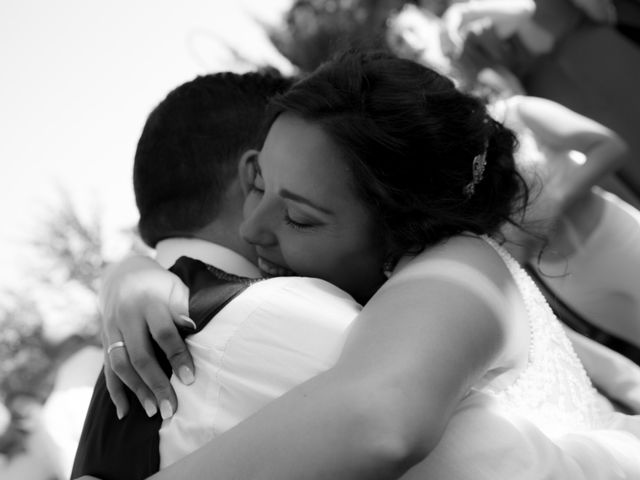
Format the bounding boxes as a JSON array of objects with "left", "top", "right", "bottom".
[{"left": 478, "top": 235, "right": 609, "bottom": 437}]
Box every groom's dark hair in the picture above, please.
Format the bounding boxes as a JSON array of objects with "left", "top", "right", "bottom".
[{"left": 134, "top": 69, "right": 293, "bottom": 247}]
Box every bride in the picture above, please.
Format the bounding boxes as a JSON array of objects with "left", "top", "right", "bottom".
[{"left": 85, "top": 51, "right": 640, "bottom": 479}]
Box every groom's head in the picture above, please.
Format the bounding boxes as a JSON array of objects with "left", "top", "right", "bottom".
[{"left": 134, "top": 70, "right": 293, "bottom": 248}]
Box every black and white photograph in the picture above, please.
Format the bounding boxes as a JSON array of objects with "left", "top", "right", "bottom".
[{"left": 2, "top": 1, "right": 640, "bottom": 479}]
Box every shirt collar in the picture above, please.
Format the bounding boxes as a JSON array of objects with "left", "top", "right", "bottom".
[{"left": 155, "top": 238, "right": 262, "bottom": 279}]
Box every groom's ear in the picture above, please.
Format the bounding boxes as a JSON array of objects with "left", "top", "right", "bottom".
[{"left": 238, "top": 149, "right": 260, "bottom": 197}]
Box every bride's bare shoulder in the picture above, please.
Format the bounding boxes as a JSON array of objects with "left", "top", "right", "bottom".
[{"left": 395, "top": 234, "right": 514, "bottom": 288}]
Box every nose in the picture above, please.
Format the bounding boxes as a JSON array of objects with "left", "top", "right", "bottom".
[{"left": 239, "top": 200, "right": 277, "bottom": 247}]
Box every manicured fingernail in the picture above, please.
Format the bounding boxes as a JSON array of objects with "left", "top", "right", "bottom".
[
  {"left": 143, "top": 399, "right": 157, "bottom": 418},
  {"left": 160, "top": 399, "right": 174, "bottom": 420},
  {"left": 179, "top": 365, "right": 194, "bottom": 385},
  {"left": 179, "top": 315, "right": 196, "bottom": 329}
]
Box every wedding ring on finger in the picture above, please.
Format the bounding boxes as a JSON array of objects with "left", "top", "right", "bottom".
[{"left": 107, "top": 341, "right": 126, "bottom": 356}]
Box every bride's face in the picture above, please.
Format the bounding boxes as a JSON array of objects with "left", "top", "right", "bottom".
[{"left": 239, "top": 113, "right": 387, "bottom": 303}]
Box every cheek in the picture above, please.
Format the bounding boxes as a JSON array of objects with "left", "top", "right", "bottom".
[
  {"left": 275, "top": 231, "right": 353, "bottom": 283},
  {"left": 281, "top": 235, "right": 334, "bottom": 275}
]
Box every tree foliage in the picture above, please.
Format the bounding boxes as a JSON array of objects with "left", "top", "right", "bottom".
[
  {"left": 31, "top": 194, "right": 107, "bottom": 294},
  {"left": 0, "top": 193, "right": 138, "bottom": 457}
]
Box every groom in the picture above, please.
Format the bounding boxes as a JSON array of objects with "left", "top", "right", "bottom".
[{"left": 73, "top": 70, "right": 640, "bottom": 480}]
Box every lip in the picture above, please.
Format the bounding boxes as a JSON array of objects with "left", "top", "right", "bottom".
[{"left": 257, "top": 256, "right": 296, "bottom": 277}]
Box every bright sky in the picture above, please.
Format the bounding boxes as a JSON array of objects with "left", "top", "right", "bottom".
[{"left": 0, "top": 0, "right": 293, "bottom": 294}]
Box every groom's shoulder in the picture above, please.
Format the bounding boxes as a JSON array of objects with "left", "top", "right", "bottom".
[
  {"left": 233, "top": 275, "right": 362, "bottom": 318},
  {"left": 253, "top": 275, "right": 358, "bottom": 301}
]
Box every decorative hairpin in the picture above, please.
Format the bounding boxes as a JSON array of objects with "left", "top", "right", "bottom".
[{"left": 462, "top": 145, "right": 488, "bottom": 198}]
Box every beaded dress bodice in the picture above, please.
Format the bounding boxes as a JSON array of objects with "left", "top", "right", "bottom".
[{"left": 479, "top": 236, "right": 606, "bottom": 437}]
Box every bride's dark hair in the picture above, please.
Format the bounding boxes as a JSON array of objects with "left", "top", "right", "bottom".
[{"left": 267, "top": 50, "right": 528, "bottom": 262}]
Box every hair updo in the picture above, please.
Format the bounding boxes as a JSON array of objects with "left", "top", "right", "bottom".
[{"left": 268, "top": 50, "right": 527, "bottom": 263}]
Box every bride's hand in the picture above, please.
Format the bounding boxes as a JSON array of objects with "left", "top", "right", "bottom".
[{"left": 100, "top": 255, "right": 193, "bottom": 419}]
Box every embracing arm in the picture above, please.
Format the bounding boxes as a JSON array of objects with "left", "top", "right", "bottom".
[
  {"left": 150, "top": 239, "right": 509, "bottom": 479},
  {"left": 100, "top": 244, "right": 640, "bottom": 479},
  {"left": 98, "top": 253, "right": 496, "bottom": 478},
  {"left": 149, "top": 240, "right": 640, "bottom": 480}
]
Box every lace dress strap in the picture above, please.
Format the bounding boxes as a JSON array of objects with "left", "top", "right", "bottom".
[{"left": 479, "top": 236, "right": 607, "bottom": 435}]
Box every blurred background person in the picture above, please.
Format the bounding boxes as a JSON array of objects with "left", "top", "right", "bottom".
[{"left": 384, "top": 1, "right": 640, "bottom": 363}]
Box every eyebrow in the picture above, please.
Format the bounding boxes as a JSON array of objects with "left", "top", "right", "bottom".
[
  {"left": 256, "top": 154, "right": 335, "bottom": 216},
  {"left": 279, "top": 188, "right": 334, "bottom": 215}
]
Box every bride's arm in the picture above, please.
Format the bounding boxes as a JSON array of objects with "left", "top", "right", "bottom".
[
  {"left": 150, "top": 239, "right": 511, "bottom": 479},
  {"left": 148, "top": 237, "right": 640, "bottom": 480},
  {"left": 96, "top": 245, "right": 640, "bottom": 480}
]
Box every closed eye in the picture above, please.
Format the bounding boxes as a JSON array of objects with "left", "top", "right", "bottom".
[{"left": 284, "top": 212, "right": 317, "bottom": 231}]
